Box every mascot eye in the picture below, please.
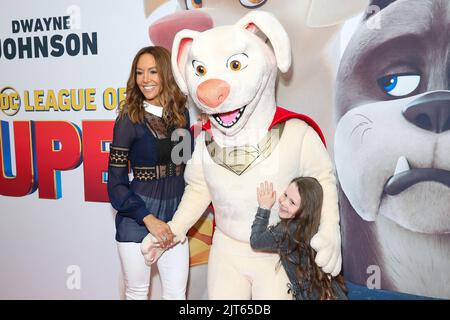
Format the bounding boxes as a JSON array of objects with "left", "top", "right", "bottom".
[
  {"left": 227, "top": 53, "right": 248, "bottom": 72},
  {"left": 185, "top": 0, "right": 202, "bottom": 9},
  {"left": 193, "top": 60, "right": 207, "bottom": 76},
  {"left": 230, "top": 60, "right": 241, "bottom": 71},
  {"left": 239, "top": 0, "right": 267, "bottom": 8},
  {"left": 377, "top": 73, "right": 421, "bottom": 97}
]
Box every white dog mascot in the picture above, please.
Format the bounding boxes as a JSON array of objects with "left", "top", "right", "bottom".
[{"left": 142, "top": 11, "right": 341, "bottom": 299}]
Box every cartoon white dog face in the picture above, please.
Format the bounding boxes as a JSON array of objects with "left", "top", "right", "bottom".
[{"left": 171, "top": 11, "right": 290, "bottom": 136}]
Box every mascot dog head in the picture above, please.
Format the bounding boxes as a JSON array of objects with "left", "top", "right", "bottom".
[
  {"left": 335, "top": 0, "right": 450, "bottom": 298},
  {"left": 171, "top": 11, "right": 290, "bottom": 138},
  {"left": 146, "top": 0, "right": 368, "bottom": 144}
]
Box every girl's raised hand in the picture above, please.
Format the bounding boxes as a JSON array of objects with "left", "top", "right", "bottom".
[{"left": 257, "top": 181, "right": 276, "bottom": 210}]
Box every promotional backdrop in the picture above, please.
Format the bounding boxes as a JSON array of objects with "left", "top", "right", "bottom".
[
  {"left": 4, "top": 0, "right": 446, "bottom": 300},
  {"left": 0, "top": 0, "right": 211, "bottom": 299}
]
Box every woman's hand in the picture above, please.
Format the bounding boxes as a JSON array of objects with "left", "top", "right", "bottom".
[
  {"left": 257, "top": 181, "right": 276, "bottom": 210},
  {"left": 143, "top": 214, "right": 174, "bottom": 249}
]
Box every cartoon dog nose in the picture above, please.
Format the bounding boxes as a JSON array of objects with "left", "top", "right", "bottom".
[
  {"left": 197, "top": 79, "right": 230, "bottom": 108},
  {"left": 403, "top": 91, "right": 450, "bottom": 133}
]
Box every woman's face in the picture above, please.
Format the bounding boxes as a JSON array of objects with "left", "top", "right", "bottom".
[
  {"left": 136, "top": 53, "right": 162, "bottom": 105},
  {"left": 278, "top": 183, "right": 301, "bottom": 219}
]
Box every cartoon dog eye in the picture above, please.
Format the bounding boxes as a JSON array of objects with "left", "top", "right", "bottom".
[
  {"left": 185, "top": 0, "right": 202, "bottom": 9},
  {"left": 377, "top": 73, "right": 421, "bottom": 97},
  {"left": 239, "top": 0, "right": 267, "bottom": 9},
  {"left": 193, "top": 60, "right": 207, "bottom": 76},
  {"left": 227, "top": 53, "right": 248, "bottom": 71}
]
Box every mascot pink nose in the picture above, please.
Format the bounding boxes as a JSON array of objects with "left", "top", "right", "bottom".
[{"left": 197, "top": 79, "right": 230, "bottom": 108}]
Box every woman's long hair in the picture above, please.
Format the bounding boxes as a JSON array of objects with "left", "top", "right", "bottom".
[
  {"left": 279, "top": 177, "right": 347, "bottom": 299},
  {"left": 118, "top": 46, "right": 187, "bottom": 128}
]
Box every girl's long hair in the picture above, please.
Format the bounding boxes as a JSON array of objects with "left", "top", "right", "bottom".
[
  {"left": 118, "top": 46, "right": 187, "bottom": 128},
  {"left": 279, "top": 177, "right": 347, "bottom": 299}
]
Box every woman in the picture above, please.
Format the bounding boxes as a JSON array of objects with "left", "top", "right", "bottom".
[{"left": 108, "top": 46, "right": 190, "bottom": 300}]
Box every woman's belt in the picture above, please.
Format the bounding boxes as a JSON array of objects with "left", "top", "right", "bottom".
[{"left": 132, "top": 163, "right": 183, "bottom": 181}]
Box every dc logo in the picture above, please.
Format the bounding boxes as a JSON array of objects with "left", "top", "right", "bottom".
[{"left": 0, "top": 87, "right": 21, "bottom": 116}]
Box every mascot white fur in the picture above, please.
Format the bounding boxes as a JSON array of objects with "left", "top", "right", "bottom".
[{"left": 142, "top": 10, "right": 341, "bottom": 299}]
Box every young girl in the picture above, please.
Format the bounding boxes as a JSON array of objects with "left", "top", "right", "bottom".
[{"left": 250, "top": 178, "right": 348, "bottom": 300}]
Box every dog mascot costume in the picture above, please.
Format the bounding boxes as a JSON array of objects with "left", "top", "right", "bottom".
[{"left": 142, "top": 11, "right": 341, "bottom": 299}]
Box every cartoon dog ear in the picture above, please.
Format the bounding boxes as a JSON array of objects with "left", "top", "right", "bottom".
[
  {"left": 237, "top": 11, "right": 291, "bottom": 73},
  {"left": 307, "top": 0, "right": 369, "bottom": 27},
  {"left": 171, "top": 29, "right": 199, "bottom": 95}
]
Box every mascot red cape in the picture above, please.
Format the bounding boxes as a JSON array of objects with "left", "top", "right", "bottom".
[{"left": 142, "top": 10, "right": 340, "bottom": 299}]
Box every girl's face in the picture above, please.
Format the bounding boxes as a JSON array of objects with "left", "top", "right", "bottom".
[
  {"left": 136, "top": 53, "right": 161, "bottom": 105},
  {"left": 278, "top": 183, "right": 301, "bottom": 219}
]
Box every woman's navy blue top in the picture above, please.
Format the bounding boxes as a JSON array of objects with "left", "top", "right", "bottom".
[{"left": 107, "top": 109, "right": 192, "bottom": 243}]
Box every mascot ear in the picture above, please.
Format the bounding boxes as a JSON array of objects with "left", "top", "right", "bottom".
[
  {"left": 171, "top": 29, "right": 199, "bottom": 95},
  {"left": 236, "top": 11, "right": 291, "bottom": 73},
  {"left": 307, "top": 0, "right": 368, "bottom": 27}
]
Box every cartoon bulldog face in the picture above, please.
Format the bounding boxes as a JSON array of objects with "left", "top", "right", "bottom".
[
  {"left": 171, "top": 11, "right": 290, "bottom": 136},
  {"left": 335, "top": 0, "right": 450, "bottom": 235}
]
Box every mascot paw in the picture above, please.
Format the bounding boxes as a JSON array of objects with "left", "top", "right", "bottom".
[
  {"left": 140, "top": 233, "right": 165, "bottom": 266},
  {"left": 310, "top": 225, "right": 342, "bottom": 276}
]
